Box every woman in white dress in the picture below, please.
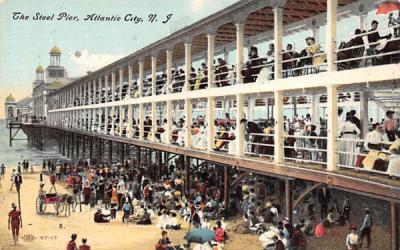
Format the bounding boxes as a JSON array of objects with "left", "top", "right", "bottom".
[
  {"left": 387, "top": 131, "right": 400, "bottom": 177},
  {"left": 228, "top": 127, "right": 237, "bottom": 155},
  {"left": 345, "top": 224, "right": 360, "bottom": 250},
  {"left": 338, "top": 116, "right": 361, "bottom": 167}
]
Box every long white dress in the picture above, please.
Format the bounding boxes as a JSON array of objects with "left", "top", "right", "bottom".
[
  {"left": 228, "top": 128, "right": 236, "bottom": 155},
  {"left": 338, "top": 121, "right": 361, "bottom": 167}
]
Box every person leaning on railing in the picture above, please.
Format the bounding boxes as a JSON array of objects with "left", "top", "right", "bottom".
[{"left": 387, "top": 130, "right": 400, "bottom": 178}]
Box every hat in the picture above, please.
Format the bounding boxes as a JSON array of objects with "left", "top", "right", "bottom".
[
  {"left": 265, "top": 201, "right": 273, "bottom": 208},
  {"left": 12, "top": 203, "right": 17, "bottom": 208},
  {"left": 305, "top": 36, "right": 315, "bottom": 42},
  {"left": 350, "top": 224, "right": 357, "bottom": 230},
  {"left": 283, "top": 217, "right": 290, "bottom": 224},
  {"left": 386, "top": 110, "right": 395, "bottom": 115}
]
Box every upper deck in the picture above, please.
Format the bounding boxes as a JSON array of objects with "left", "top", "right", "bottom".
[{"left": 40, "top": 0, "right": 400, "bottom": 202}]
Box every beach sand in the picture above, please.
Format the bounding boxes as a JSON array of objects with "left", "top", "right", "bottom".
[
  {"left": 0, "top": 167, "right": 392, "bottom": 250},
  {"left": 0, "top": 167, "right": 261, "bottom": 250}
]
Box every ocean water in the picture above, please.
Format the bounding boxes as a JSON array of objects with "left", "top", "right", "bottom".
[{"left": 0, "top": 119, "right": 68, "bottom": 167}]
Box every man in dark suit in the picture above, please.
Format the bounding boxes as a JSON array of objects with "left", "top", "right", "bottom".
[{"left": 317, "top": 187, "right": 330, "bottom": 220}]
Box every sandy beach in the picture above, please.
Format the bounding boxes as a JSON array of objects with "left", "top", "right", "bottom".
[{"left": 0, "top": 167, "right": 261, "bottom": 250}]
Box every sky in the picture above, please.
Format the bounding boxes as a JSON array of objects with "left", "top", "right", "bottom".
[
  {"left": 0, "top": 0, "right": 238, "bottom": 118},
  {"left": 0, "top": 0, "right": 390, "bottom": 118}
]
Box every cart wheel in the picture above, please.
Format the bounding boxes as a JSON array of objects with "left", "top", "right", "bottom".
[{"left": 36, "top": 196, "right": 46, "bottom": 214}]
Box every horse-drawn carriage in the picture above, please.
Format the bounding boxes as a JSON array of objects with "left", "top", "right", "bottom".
[{"left": 36, "top": 192, "right": 77, "bottom": 216}]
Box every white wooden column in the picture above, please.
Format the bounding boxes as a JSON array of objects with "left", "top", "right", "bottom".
[
  {"left": 104, "top": 107, "right": 109, "bottom": 134},
  {"left": 98, "top": 108, "right": 103, "bottom": 133},
  {"left": 111, "top": 71, "right": 116, "bottom": 102},
  {"left": 119, "top": 68, "right": 123, "bottom": 100},
  {"left": 166, "top": 50, "right": 173, "bottom": 94},
  {"left": 93, "top": 79, "right": 97, "bottom": 104},
  {"left": 311, "top": 95, "right": 320, "bottom": 131},
  {"left": 184, "top": 42, "right": 192, "bottom": 92},
  {"left": 236, "top": 95, "right": 245, "bottom": 156},
  {"left": 110, "top": 106, "right": 115, "bottom": 136},
  {"left": 128, "top": 104, "right": 133, "bottom": 138},
  {"left": 128, "top": 65, "right": 133, "bottom": 98},
  {"left": 151, "top": 102, "right": 157, "bottom": 141},
  {"left": 184, "top": 99, "right": 192, "bottom": 148},
  {"left": 98, "top": 77, "right": 103, "bottom": 103},
  {"left": 207, "top": 32, "right": 215, "bottom": 88},
  {"left": 274, "top": 90, "right": 284, "bottom": 163},
  {"left": 138, "top": 61, "right": 144, "bottom": 97},
  {"left": 151, "top": 56, "right": 157, "bottom": 96},
  {"left": 360, "top": 14, "right": 366, "bottom": 31},
  {"left": 235, "top": 22, "right": 244, "bottom": 84},
  {"left": 119, "top": 106, "right": 124, "bottom": 136},
  {"left": 166, "top": 100, "right": 172, "bottom": 144},
  {"left": 139, "top": 103, "right": 144, "bottom": 139},
  {"left": 83, "top": 83, "right": 87, "bottom": 105},
  {"left": 88, "top": 81, "right": 92, "bottom": 105},
  {"left": 360, "top": 91, "right": 369, "bottom": 138},
  {"left": 274, "top": 7, "right": 283, "bottom": 80},
  {"left": 207, "top": 96, "right": 215, "bottom": 151},
  {"left": 104, "top": 74, "right": 109, "bottom": 103},
  {"left": 327, "top": 85, "right": 338, "bottom": 171},
  {"left": 326, "top": 0, "right": 337, "bottom": 72}
]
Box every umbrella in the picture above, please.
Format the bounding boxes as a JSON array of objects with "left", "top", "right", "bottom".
[
  {"left": 184, "top": 228, "right": 215, "bottom": 244},
  {"left": 376, "top": 2, "right": 400, "bottom": 15}
]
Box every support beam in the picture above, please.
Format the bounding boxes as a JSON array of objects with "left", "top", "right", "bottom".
[
  {"left": 111, "top": 71, "right": 116, "bottom": 102},
  {"left": 139, "top": 104, "right": 145, "bottom": 140},
  {"left": 108, "top": 140, "right": 113, "bottom": 163},
  {"left": 152, "top": 102, "right": 157, "bottom": 142},
  {"left": 285, "top": 179, "right": 293, "bottom": 223},
  {"left": 184, "top": 155, "right": 190, "bottom": 195},
  {"left": 166, "top": 101, "right": 172, "bottom": 144},
  {"left": 391, "top": 202, "right": 399, "bottom": 250},
  {"left": 224, "top": 165, "right": 230, "bottom": 208},
  {"left": 360, "top": 91, "right": 369, "bottom": 138},
  {"left": 138, "top": 61, "right": 144, "bottom": 97},
  {"left": 128, "top": 65, "right": 133, "bottom": 98}
]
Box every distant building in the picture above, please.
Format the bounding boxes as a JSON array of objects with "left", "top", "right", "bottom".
[
  {"left": 32, "top": 46, "right": 75, "bottom": 119},
  {"left": 4, "top": 94, "right": 17, "bottom": 124}
]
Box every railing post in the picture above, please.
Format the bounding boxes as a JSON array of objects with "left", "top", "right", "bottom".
[
  {"left": 327, "top": 85, "right": 338, "bottom": 171},
  {"left": 98, "top": 77, "right": 102, "bottom": 103},
  {"left": 93, "top": 79, "right": 96, "bottom": 104},
  {"left": 274, "top": 90, "right": 284, "bottom": 163},
  {"left": 88, "top": 81, "right": 92, "bottom": 105},
  {"left": 236, "top": 94, "right": 244, "bottom": 157},
  {"left": 274, "top": 7, "right": 283, "bottom": 80},
  {"left": 207, "top": 96, "right": 215, "bottom": 152},
  {"left": 104, "top": 107, "right": 109, "bottom": 135},
  {"left": 326, "top": 0, "right": 337, "bottom": 72}
]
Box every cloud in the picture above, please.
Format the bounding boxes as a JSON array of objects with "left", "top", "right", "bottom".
[
  {"left": 191, "top": 0, "right": 210, "bottom": 13},
  {"left": 69, "top": 50, "right": 125, "bottom": 77}
]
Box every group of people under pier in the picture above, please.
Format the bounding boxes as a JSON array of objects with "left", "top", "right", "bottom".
[{"left": 38, "top": 157, "right": 385, "bottom": 249}]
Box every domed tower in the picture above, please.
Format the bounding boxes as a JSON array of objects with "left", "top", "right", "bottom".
[
  {"left": 46, "top": 46, "right": 66, "bottom": 79},
  {"left": 5, "top": 94, "right": 17, "bottom": 124},
  {"left": 49, "top": 46, "right": 61, "bottom": 66},
  {"left": 36, "top": 65, "right": 44, "bottom": 81}
]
